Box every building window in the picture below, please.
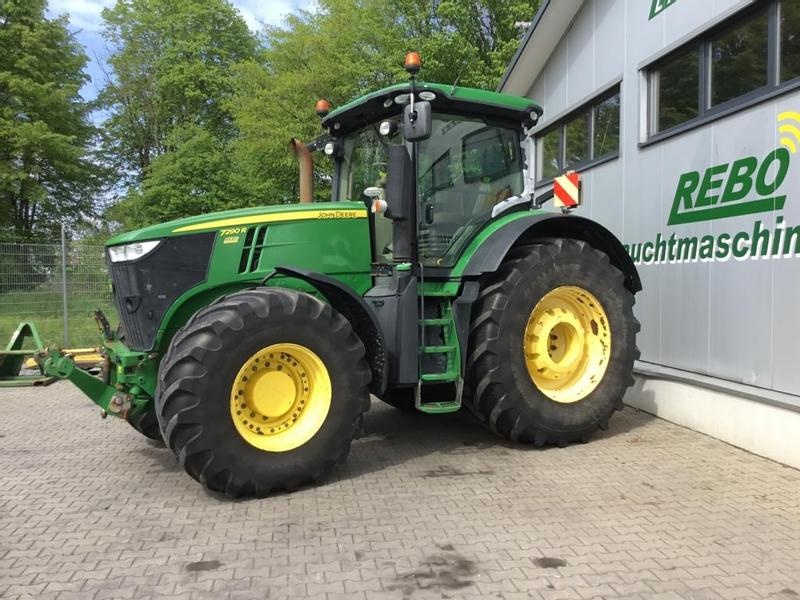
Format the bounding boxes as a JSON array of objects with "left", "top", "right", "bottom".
[
  {"left": 710, "top": 9, "right": 769, "bottom": 107},
  {"left": 540, "top": 128, "right": 561, "bottom": 179},
  {"left": 654, "top": 47, "right": 699, "bottom": 132},
  {"left": 648, "top": 0, "right": 800, "bottom": 138},
  {"left": 782, "top": 1, "right": 800, "bottom": 83},
  {"left": 564, "top": 112, "right": 590, "bottom": 169},
  {"left": 594, "top": 94, "right": 621, "bottom": 158},
  {"left": 537, "top": 86, "right": 620, "bottom": 181}
]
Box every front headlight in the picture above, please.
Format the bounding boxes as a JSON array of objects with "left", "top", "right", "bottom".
[{"left": 107, "top": 240, "right": 161, "bottom": 263}]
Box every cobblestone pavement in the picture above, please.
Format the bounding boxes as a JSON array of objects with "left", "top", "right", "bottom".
[{"left": 1, "top": 382, "right": 799, "bottom": 600}]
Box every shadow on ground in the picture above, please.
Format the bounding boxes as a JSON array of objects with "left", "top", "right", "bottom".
[
  {"left": 129, "top": 395, "right": 656, "bottom": 500},
  {"left": 335, "top": 398, "right": 655, "bottom": 483}
]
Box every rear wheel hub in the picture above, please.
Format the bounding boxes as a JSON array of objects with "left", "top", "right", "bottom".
[{"left": 524, "top": 286, "right": 611, "bottom": 404}]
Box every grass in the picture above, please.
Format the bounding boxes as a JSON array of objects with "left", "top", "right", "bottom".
[{"left": 0, "top": 285, "right": 117, "bottom": 349}]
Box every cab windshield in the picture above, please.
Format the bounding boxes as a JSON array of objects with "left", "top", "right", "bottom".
[{"left": 336, "top": 114, "right": 524, "bottom": 267}]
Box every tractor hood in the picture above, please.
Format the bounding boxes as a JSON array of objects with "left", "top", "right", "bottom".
[
  {"left": 104, "top": 200, "right": 373, "bottom": 352},
  {"left": 106, "top": 201, "right": 368, "bottom": 246}
]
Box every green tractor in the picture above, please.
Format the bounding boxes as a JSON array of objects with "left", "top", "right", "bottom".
[{"left": 37, "top": 55, "right": 640, "bottom": 497}]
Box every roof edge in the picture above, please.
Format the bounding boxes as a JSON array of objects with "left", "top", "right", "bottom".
[{"left": 497, "top": 0, "right": 552, "bottom": 93}]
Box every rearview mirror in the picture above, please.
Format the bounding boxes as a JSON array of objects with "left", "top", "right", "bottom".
[{"left": 403, "top": 99, "right": 432, "bottom": 141}]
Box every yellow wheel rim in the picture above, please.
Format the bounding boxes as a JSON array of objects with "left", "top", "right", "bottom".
[
  {"left": 230, "top": 343, "right": 331, "bottom": 452},
  {"left": 523, "top": 286, "right": 611, "bottom": 404}
]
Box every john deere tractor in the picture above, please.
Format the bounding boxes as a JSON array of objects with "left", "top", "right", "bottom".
[{"left": 37, "top": 54, "right": 640, "bottom": 497}]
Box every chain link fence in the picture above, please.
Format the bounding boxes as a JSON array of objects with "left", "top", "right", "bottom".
[{"left": 0, "top": 233, "right": 117, "bottom": 348}]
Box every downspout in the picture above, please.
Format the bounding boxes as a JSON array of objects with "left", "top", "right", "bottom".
[{"left": 290, "top": 138, "right": 313, "bottom": 203}]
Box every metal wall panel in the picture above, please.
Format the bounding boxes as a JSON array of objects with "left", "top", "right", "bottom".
[
  {"left": 655, "top": 128, "right": 714, "bottom": 375},
  {"left": 622, "top": 146, "right": 662, "bottom": 363},
  {"left": 625, "top": 0, "right": 664, "bottom": 63},
  {"left": 771, "top": 97, "right": 800, "bottom": 395},
  {"left": 593, "top": 0, "right": 625, "bottom": 86},
  {"left": 564, "top": 1, "right": 596, "bottom": 106},
  {"left": 543, "top": 39, "right": 569, "bottom": 112},
  {"left": 662, "top": 0, "right": 714, "bottom": 47},
  {"left": 584, "top": 160, "right": 624, "bottom": 235},
  {"left": 706, "top": 105, "right": 776, "bottom": 388}
]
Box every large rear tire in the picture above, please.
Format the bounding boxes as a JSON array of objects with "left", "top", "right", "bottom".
[
  {"left": 466, "top": 239, "right": 639, "bottom": 446},
  {"left": 155, "top": 288, "right": 371, "bottom": 498}
]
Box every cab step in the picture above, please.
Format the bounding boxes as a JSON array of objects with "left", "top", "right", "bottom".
[
  {"left": 416, "top": 400, "right": 461, "bottom": 414},
  {"left": 414, "top": 380, "right": 463, "bottom": 414},
  {"left": 421, "top": 317, "right": 450, "bottom": 326},
  {"left": 420, "top": 372, "right": 458, "bottom": 383},
  {"left": 422, "top": 344, "right": 456, "bottom": 354}
]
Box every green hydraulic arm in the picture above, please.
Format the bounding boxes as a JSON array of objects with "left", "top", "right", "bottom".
[{"left": 37, "top": 349, "right": 127, "bottom": 416}]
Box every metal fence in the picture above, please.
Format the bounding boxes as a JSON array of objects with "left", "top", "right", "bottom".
[{"left": 0, "top": 231, "right": 116, "bottom": 348}]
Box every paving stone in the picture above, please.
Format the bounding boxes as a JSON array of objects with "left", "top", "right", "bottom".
[{"left": 1, "top": 383, "right": 799, "bottom": 599}]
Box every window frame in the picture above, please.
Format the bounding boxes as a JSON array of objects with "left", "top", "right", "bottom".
[
  {"left": 645, "top": 0, "right": 800, "bottom": 145},
  {"left": 535, "top": 85, "right": 621, "bottom": 185}
]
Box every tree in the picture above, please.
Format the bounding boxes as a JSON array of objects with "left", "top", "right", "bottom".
[
  {"left": 227, "top": 0, "right": 538, "bottom": 205},
  {"left": 393, "top": 0, "right": 538, "bottom": 89},
  {"left": 100, "top": 0, "right": 540, "bottom": 228},
  {"left": 109, "top": 124, "right": 244, "bottom": 228},
  {"left": 0, "top": 0, "right": 101, "bottom": 239},
  {"left": 226, "top": 0, "right": 411, "bottom": 206},
  {"left": 99, "top": 0, "right": 257, "bottom": 190}
]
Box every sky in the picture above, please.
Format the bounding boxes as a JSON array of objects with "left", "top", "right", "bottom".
[{"left": 46, "top": 0, "right": 316, "bottom": 101}]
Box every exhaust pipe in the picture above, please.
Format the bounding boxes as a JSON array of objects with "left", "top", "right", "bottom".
[{"left": 290, "top": 138, "right": 313, "bottom": 204}]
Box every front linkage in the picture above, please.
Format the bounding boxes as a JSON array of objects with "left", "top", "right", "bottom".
[{"left": 37, "top": 311, "right": 156, "bottom": 421}]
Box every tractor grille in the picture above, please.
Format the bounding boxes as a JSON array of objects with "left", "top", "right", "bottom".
[
  {"left": 108, "top": 233, "right": 215, "bottom": 351},
  {"left": 237, "top": 226, "right": 268, "bottom": 273}
]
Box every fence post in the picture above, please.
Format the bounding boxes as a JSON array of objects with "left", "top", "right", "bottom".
[{"left": 61, "top": 224, "right": 69, "bottom": 347}]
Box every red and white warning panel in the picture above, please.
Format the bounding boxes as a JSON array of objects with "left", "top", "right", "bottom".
[{"left": 553, "top": 171, "right": 582, "bottom": 208}]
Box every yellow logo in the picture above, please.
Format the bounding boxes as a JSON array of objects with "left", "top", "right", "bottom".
[{"left": 778, "top": 111, "right": 800, "bottom": 154}]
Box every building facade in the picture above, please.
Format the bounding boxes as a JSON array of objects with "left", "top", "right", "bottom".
[{"left": 500, "top": 0, "right": 800, "bottom": 466}]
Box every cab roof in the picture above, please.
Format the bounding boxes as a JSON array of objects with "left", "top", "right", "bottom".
[{"left": 321, "top": 82, "right": 543, "bottom": 136}]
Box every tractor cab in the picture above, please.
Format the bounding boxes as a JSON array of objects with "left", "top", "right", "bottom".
[{"left": 318, "top": 67, "right": 543, "bottom": 272}]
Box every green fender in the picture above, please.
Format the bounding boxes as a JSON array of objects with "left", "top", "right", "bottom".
[{"left": 452, "top": 212, "right": 642, "bottom": 293}]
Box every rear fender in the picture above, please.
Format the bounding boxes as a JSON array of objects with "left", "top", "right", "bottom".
[{"left": 461, "top": 214, "right": 641, "bottom": 293}]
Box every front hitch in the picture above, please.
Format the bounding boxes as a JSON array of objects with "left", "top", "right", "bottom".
[
  {"left": 36, "top": 310, "right": 156, "bottom": 420},
  {"left": 38, "top": 349, "right": 134, "bottom": 418}
]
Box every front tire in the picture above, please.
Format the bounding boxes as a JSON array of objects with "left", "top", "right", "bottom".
[
  {"left": 155, "top": 288, "right": 371, "bottom": 498},
  {"left": 128, "top": 407, "right": 163, "bottom": 442},
  {"left": 466, "top": 239, "right": 639, "bottom": 446}
]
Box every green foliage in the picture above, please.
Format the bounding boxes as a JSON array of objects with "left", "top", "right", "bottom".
[
  {"left": 226, "top": 0, "right": 409, "bottom": 207},
  {"left": 99, "top": 0, "right": 257, "bottom": 219},
  {"left": 0, "top": 0, "right": 102, "bottom": 240},
  {"left": 110, "top": 124, "right": 246, "bottom": 228},
  {"left": 227, "top": 0, "right": 539, "bottom": 209},
  {"left": 99, "top": 0, "right": 539, "bottom": 229},
  {"left": 404, "top": 0, "right": 539, "bottom": 89}
]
